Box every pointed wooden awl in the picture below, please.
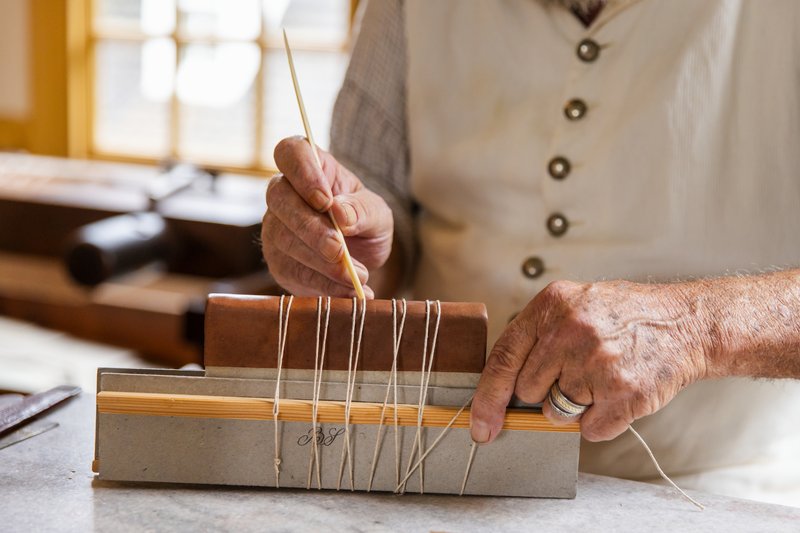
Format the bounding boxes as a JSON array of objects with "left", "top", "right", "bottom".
[{"left": 283, "top": 29, "right": 365, "bottom": 300}]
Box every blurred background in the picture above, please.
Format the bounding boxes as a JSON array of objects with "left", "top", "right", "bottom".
[{"left": 0, "top": 0, "right": 358, "bottom": 393}]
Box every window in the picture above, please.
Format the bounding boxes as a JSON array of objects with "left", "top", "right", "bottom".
[{"left": 89, "top": 0, "right": 353, "bottom": 172}]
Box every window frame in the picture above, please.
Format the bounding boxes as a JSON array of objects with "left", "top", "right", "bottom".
[
  {"left": 67, "top": 0, "right": 357, "bottom": 176},
  {"left": 0, "top": 0, "right": 69, "bottom": 156}
]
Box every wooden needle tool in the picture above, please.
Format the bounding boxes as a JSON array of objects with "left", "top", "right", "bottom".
[{"left": 282, "top": 29, "right": 365, "bottom": 300}]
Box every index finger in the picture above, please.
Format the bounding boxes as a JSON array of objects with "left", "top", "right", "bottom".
[
  {"left": 273, "top": 136, "right": 332, "bottom": 212},
  {"left": 470, "top": 317, "right": 537, "bottom": 443}
]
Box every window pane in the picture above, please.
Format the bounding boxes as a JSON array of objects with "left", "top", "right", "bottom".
[
  {"left": 176, "top": 43, "right": 259, "bottom": 166},
  {"left": 95, "top": 0, "right": 176, "bottom": 36},
  {"left": 92, "top": 0, "right": 351, "bottom": 171},
  {"left": 94, "top": 39, "right": 173, "bottom": 157},
  {"left": 177, "top": 0, "right": 261, "bottom": 40},
  {"left": 262, "top": 49, "right": 347, "bottom": 167},
  {"left": 264, "top": 0, "right": 349, "bottom": 48}
]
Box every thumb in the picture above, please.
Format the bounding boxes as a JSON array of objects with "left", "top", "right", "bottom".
[
  {"left": 330, "top": 188, "right": 393, "bottom": 239},
  {"left": 471, "top": 318, "right": 536, "bottom": 443}
]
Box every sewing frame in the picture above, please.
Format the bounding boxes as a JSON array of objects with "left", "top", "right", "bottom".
[
  {"left": 93, "top": 295, "right": 581, "bottom": 498},
  {"left": 93, "top": 367, "right": 580, "bottom": 497}
]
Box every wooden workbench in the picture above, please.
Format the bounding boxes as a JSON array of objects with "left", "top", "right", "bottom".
[{"left": 1, "top": 394, "right": 798, "bottom": 532}]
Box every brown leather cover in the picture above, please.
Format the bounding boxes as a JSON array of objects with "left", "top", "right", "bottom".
[{"left": 204, "top": 294, "right": 487, "bottom": 373}]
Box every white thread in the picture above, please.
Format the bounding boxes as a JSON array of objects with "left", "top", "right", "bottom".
[
  {"left": 306, "top": 297, "right": 330, "bottom": 490},
  {"left": 336, "top": 298, "right": 358, "bottom": 490},
  {"left": 395, "top": 394, "right": 474, "bottom": 493},
  {"left": 272, "top": 294, "right": 293, "bottom": 488},
  {"left": 349, "top": 298, "right": 367, "bottom": 488},
  {"left": 460, "top": 440, "right": 478, "bottom": 496},
  {"left": 401, "top": 300, "right": 441, "bottom": 494},
  {"left": 315, "top": 297, "right": 331, "bottom": 487},
  {"left": 416, "top": 300, "right": 442, "bottom": 493},
  {"left": 392, "top": 300, "right": 405, "bottom": 486},
  {"left": 337, "top": 297, "right": 366, "bottom": 490},
  {"left": 367, "top": 298, "right": 407, "bottom": 491},
  {"left": 306, "top": 297, "right": 322, "bottom": 489},
  {"left": 399, "top": 300, "right": 430, "bottom": 493},
  {"left": 628, "top": 425, "right": 705, "bottom": 510}
]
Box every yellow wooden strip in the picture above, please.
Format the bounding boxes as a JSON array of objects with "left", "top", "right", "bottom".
[{"left": 97, "top": 391, "right": 580, "bottom": 433}]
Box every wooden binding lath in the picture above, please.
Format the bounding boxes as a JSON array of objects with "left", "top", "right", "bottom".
[{"left": 97, "top": 391, "right": 580, "bottom": 432}]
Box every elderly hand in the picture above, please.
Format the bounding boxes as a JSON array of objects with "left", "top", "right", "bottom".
[
  {"left": 262, "top": 137, "right": 394, "bottom": 298},
  {"left": 470, "top": 280, "right": 711, "bottom": 443}
]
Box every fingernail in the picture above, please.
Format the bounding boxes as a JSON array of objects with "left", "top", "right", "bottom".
[
  {"left": 321, "top": 235, "right": 341, "bottom": 262},
  {"left": 471, "top": 418, "right": 491, "bottom": 444},
  {"left": 339, "top": 202, "right": 357, "bottom": 227},
  {"left": 310, "top": 189, "right": 330, "bottom": 211}
]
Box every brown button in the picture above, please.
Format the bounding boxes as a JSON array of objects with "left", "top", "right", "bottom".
[
  {"left": 521, "top": 256, "right": 545, "bottom": 279},
  {"left": 548, "top": 157, "right": 571, "bottom": 180},
  {"left": 547, "top": 213, "right": 569, "bottom": 237},
  {"left": 577, "top": 39, "right": 600, "bottom": 62},
  {"left": 564, "top": 99, "right": 587, "bottom": 121}
]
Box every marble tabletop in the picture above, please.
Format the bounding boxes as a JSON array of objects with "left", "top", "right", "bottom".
[{"left": 2, "top": 394, "right": 799, "bottom": 533}]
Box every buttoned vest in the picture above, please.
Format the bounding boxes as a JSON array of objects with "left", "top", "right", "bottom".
[{"left": 405, "top": 0, "right": 800, "bottom": 489}]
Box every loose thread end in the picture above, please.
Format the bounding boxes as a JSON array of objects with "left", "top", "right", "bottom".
[
  {"left": 460, "top": 440, "right": 479, "bottom": 496},
  {"left": 627, "top": 425, "right": 705, "bottom": 511}
]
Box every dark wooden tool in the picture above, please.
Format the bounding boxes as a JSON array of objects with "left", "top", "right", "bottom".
[
  {"left": 0, "top": 385, "right": 81, "bottom": 435},
  {"left": 0, "top": 154, "right": 266, "bottom": 286},
  {"left": 0, "top": 154, "right": 279, "bottom": 364}
]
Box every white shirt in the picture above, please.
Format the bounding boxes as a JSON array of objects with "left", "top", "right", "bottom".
[{"left": 331, "top": 0, "right": 800, "bottom": 506}]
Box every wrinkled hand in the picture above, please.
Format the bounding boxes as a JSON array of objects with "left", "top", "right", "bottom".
[
  {"left": 470, "top": 280, "right": 711, "bottom": 443},
  {"left": 262, "top": 137, "right": 394, "bottom": 298}
]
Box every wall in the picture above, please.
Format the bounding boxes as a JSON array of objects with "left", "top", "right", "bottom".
[
  {"left": 0, "top": 0, "right": 68, "bottom": 154},
  {"left": 0, "top": 0, "right": 30, "bottom": 120}
]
